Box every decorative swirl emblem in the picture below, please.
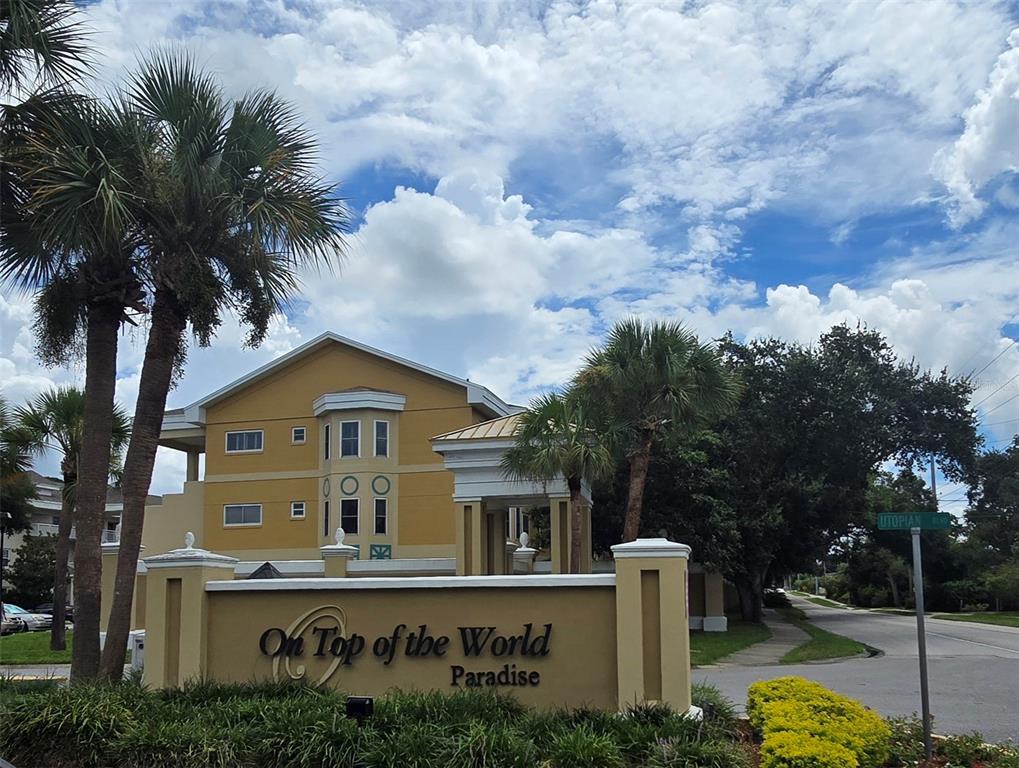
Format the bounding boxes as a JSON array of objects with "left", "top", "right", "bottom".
[{"left": 271, "top": 604, "right": 348, "bottom": 686}]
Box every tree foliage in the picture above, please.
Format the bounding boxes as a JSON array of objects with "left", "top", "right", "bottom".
[{"left": 6, "top": 532, "right": 56, "bottom": 608}]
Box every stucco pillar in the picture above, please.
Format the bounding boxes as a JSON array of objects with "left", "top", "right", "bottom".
[
  {"left": 579, "top": 501, "right": 593, "bottom": 574},
  {"left": 142, "top": 533, "right": 237, "bottom": 689},
  {"left": 321, "top": 528, "right": 360, "bottom": 577},
  {"left": 611, "top": 538, "right": 695, "bottom": 715},
  {"left": 455, "top": 499, "right": 486, "bottom": 576},
  {"left": 548, "top": 496, "right": 570, "bottom": 574},
  {"left": 703, "top": 571, "right": 728, "bottom": 632},
  {"left": 186, "top": 450, "right": 200, "bottom": 482},
  {"left": 100, "top": 541, "right": 119, "bottom": 633}
]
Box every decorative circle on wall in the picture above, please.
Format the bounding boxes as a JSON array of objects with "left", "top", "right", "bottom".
[
  {"left": 322, "top": 478, "right": 330, "bottom": 498},
  {"left": 371, "top": 475, "right": 391, "bottom": 495},
  {"left": 340, "top": 475, "right": 359, "bottom": 496}
]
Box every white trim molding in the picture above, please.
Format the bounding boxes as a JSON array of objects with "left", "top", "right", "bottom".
[
  {"left": 144, "top": 533, "right": 238, "bottom": 571},
  {"left": 314, "top": 391, "right": 406, "bottom": 415},
  {"left": 611, "top": 538, "right": 692, "bottom": 559},
  {"left": 207, "top": 574, "right": 616, "bottom": 592}
]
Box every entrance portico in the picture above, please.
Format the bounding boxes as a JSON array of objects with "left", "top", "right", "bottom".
[{"left": 433, "top": 415, "right": 594, "bottom": 576}]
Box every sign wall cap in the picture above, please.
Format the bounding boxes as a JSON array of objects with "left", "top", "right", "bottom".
[
  {"left": 143, "top": 532, "right": 239, "bottom": 570},
  {"left": 611, "top": 538, "right": 691, "bottom": 559}
]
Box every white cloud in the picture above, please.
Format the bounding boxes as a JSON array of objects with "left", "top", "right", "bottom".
[
  {"left": 934, "top": 28, "right": 1019, "bottom": 226},
  {"left": 4, "top": 0, "right": 1018, "bottom": 494}
]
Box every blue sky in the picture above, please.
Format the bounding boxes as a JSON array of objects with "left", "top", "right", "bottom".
[{"left": 1, "top": 0, "right": 1017, "bottom": 501}]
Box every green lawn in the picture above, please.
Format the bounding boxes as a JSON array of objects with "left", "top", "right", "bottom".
[
  {"left": 0, "top": 630, "right": 72, "bottom": 665},
  {"left": 778, "top": 607, "right": 868, "bottom": 664},
  {"left": 800, "top": 596, "right": 848, "bottom": 610},
  {"left": 932, "top": 612, "right": 1019, "bottom": 628},
  {"left": 690, "top": 619, "right": 771, "bottom": 666}
]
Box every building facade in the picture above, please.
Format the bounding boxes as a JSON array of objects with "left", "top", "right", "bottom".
[{"left": 143, "top": 333, "right": 516, "bottom": 562}]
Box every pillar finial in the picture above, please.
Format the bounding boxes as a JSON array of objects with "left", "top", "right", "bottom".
[
  {"left": 335, "top": 527, "right": 345, "bottom": 545},
  {"left": 518, "top": 531, "right": 529, "bottom": 548},
  {"left": 184, "top": 531, "right": 195, "bottom": 550}
]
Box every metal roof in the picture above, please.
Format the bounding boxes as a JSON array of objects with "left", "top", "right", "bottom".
[{"left": 432, "top": 413, "right": 522, "bottom": 442}]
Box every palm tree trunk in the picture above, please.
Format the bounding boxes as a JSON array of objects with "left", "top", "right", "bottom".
[
  {"left": 101, "top": 289, "right": 186, "bottom": 679},
  {"left": 70, "top": 303, "right": 122, "bottom": 682},
  {"left": 622, "top": 430, "right": 654, "bottom": 542},
  {"left": 49, "top": 466, "right": 75, "bottom": 651},
  {"left": 568, "top": 477, "right": 582, "bottom": 574}
]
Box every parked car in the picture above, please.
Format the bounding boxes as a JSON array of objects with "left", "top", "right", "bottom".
[
  {"left": 34, "top": 602, "right": 74, "bottom": 622},
  {"left": 2, "top": 604, "right": 53, "bottom": 631},
  {"left": 1, "top": 613, "right": 26, "bottom": 635}
]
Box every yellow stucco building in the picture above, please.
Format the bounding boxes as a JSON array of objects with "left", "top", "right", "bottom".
[{"left": 143, "top": 333, "right": 516, "bottom": 564}]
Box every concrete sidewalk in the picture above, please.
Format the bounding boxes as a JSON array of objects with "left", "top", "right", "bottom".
[
  {"left": 714, "top": 608, "right": 809, "bottom": 666},
  {"left": 0, "top": 664, "right": 69, "bottom": 679}
]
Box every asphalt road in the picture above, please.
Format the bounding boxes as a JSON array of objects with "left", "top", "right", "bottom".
[{"left": 697, "top": 598, "right": 1019, "bottom": 742}]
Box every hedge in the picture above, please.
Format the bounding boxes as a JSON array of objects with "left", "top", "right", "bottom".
[
  {"left": 0, "top": 680, "right": 751, "bottom": 768},
  {"left": 748, "top": 677, "right": 890, "bottom": 768}
]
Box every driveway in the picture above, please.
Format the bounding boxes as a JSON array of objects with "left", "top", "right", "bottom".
[{"left": 697, "top": 598, "right": 1019, "bottom": 742}]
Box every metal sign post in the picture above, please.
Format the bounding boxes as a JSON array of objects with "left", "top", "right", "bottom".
[
  {"left": 911, "top": 527, "right": 933, "bottom": 760},
  {"left": 879, "top": 511, "right": 944, "bottom": 760}
]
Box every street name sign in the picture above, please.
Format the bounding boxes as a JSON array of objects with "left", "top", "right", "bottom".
[{"left": 877, "top": 512, "right": 951, "bottom": 531}]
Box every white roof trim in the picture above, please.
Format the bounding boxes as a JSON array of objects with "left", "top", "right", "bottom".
[
  {"left": 611, "top": 538, "right": 691, "bottom": 559},
  {"left": 206, "top": 574, "right": 616, "bottom": 591},
  {"left": 313, "top": 391, "right": 406, "bottom": 415},
  {"left": 234, "top": 560, "right": 325, "bottom": 576},
  {"left": 347, "top": 557, "right": 456, "bottom": 574},
  {"left": 164, "top": 332, "right": 513, "bottom": 426}
]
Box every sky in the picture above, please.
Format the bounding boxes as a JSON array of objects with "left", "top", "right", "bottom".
[{"left": 1, "top": 0, "right": 1017, "bottom": 510}]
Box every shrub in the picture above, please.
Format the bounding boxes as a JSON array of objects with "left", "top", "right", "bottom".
[
  {"left": 764, "top": 590, "right": 792, "bottom": 609},
  {"left": 542, "top": 725, "right": 625, "bottom": 768},
  {"left": 691, "top": 681, "right": 738, "bottom": 732},
  {"left": 938, "top": 731, "right": 995, "bottom": 766},
  {"left": 748, "top": 677, "right": 889, "bottom": 768},
  {"left": 361, "top": 722, "right": 452, "bottom": 768},
  {"left": 886, "top": 716, "right": 925, "bottom": 766},
  {"left": 0, "top": 683, "right": 140, "bottom": 766},
  {"left": 447, "top": 720, "right": 537, "bottom": 768},
  {"left": 649, "top": 736, "right": 754, "bottom": 768},
  {"left": 114, "top": 718, "right": 244, "bottom": 768},
  {"left": 760, "top": 731, "right": 859, "bottom": 768}
]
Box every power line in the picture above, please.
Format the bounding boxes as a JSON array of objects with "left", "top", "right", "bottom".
[
  {"left": 982, "top": 390, "right": 1019, "bottom": 417},
  {"left": 972, "top": 372, "right": 1019, "bottom": 408},
  {"left": 969, "top": 339, "right": 1017, "bottom": 380},
  {"left": 985, "top": 417, "right": 1019, "bottom": 427}
]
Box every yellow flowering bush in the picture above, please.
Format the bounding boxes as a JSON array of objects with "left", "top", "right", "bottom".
[
  {"left": 748, "top": 677, "right": 891, "bottom": 768},
  {"left": 760, "top": 731, "right": 859, "bottom": 768}
]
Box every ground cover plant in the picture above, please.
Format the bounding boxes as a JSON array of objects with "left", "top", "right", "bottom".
[{"left": 0, "top": 679, "right": 753, "bottom": 768}]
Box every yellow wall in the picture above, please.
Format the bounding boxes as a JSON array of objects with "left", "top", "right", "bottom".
[
  {"left": 163, "top": 341, "right": 487, "bottom": 556},
  {"left": 203, "top": 477, "right": 319, "bottom": 552},
  {"left": 205, "top": 586, "right": 618, "bottom": 709}
]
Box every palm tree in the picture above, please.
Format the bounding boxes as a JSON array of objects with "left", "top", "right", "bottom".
[
  {"left": 1, "top": 0, "right": 142, "bottom": 681},
  {"left": 0, "top": 0, "right": 88, "bottom": 93},
  {"left": 99, "top": 52, "right": 350, "bottom": 678},
  {"left": 575, "top": 318, "right": 740, "bottom": 542},
  {"left": 1, "top": 395, "right": 36, "bottom": 618},
  {"left": 502, "top": 392, "right": 613, "bottom": 573},
  {"left": 3, "top": 95, "right": 146, "bottom": 681},
  {"left": 17, "top": 387, "right": 130, "bottom": 650}
]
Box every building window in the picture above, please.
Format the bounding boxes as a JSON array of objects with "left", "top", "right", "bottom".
[
  {"left": 224, "top": 504, "right": 262, "bottom": 526},
  {"left": 374, "top": 420, "right": 389, "bottom": 457},
  {"left": 340, "top": 498, "right": 359, "bottom": 534},
  {"left": 340, "top": 421, "right": 360, "bottom": 457},
  {"left": 290, "top": 501, "right": 306, "bottom": 519},
  {"left": 374, "top": 498, "right": 388, "bottom": 535},
  {"left": 324, "top": 423, "right": 331, "bottom": 460},
  {"left": 225, "top": 430, "right": 263, "bottom": 453},
  {"left": 291, "top": 426, "right": 306, "bottom": 444},
  {"left": 323, "top": 500, "right": 330, "bottom": 536}
]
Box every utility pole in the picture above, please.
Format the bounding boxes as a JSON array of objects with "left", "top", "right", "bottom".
[{"left": 930, "top": 455, "right": 937, "bottom": 497}]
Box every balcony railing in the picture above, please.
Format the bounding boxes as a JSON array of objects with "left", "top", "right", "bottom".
[{"left": 32, "top": 523, "right": 118, "bottom": 543}]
